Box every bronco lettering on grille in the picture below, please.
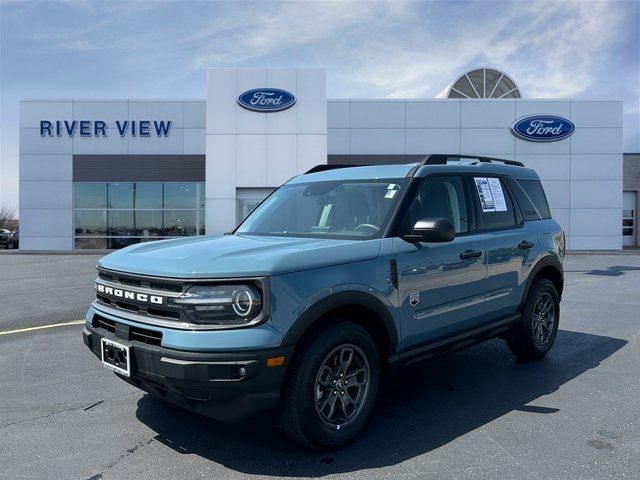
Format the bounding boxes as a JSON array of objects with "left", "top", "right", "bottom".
[{"left": 96, "top": 283, "right": 164, "bottom": 305}]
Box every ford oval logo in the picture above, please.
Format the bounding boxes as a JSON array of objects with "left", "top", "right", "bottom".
[
  {"left": 511, "top": 115, "right": 575, "bottom": 142},
  {"left": 237, "top": 88, "right": 296, "bottom": 112}
]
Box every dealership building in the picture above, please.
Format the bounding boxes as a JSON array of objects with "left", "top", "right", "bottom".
[{"left": 18, "top": 67, "right": 637, "bottom": 250}]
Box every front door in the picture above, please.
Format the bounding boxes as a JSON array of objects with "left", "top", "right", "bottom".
[{"left": 394, "top": 175, "right": 487, "bottom": 350}]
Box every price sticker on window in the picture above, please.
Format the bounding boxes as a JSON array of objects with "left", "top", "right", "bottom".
[{"left": 474, "top": 177, "right": 507, "bottom": 212}]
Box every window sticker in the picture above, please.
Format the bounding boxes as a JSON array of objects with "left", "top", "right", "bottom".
[
  {"left": 385, "top": 189, "right": 398, "bottom": 199},
  {"left": 487, "top": 178, "right": 507, "bottom": 212},
  {"left": 474, "top": 177, "right": 507, "bottom": 213},
  {"left": 385, "top": 183, "right": 399, "bottom": 199},
  {"left": 474, "top": 177, "right": 494, "bottom": 212}
]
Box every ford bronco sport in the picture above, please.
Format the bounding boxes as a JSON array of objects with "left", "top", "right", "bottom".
[{"left": 83, "top": 154, "right": 565, "bottom": 448}]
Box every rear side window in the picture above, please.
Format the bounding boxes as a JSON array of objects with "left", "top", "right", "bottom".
[
  {"left": 473, "top": 177, "right": 518, "bottom": 230},
  {"left": 515, "top": 179, "right": 551, "bottom": 220}
]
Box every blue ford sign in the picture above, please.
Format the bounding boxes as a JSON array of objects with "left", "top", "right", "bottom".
[
  {"left": 237, "top": 88, "right": 296, "bottom": 112},
  {"left": 511, "top": 115, "right": 575, "bottom": 142}
]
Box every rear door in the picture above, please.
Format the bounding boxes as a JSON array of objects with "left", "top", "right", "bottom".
[
  {"left": 394, "top": 175, "right": 487, "bottom": 349},
  {"left": 470, "top": 175, "right": 539, "bottom": 320}
]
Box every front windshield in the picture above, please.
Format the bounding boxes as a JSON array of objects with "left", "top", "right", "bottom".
[{"left": 236, "top": 179, "right": 407, "bottom": 239}]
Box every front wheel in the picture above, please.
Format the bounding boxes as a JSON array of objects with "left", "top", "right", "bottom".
[
  {"left": 279, "top": 321, "right": 380, "bottom": 449},
  {"left": 506, "top": 278, "right": 559, "bottom": 360}
]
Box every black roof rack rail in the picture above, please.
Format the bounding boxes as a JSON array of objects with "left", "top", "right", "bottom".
[
  {"left": 406, "top": 154, "right": 525, "bottom": 177},
  {"left": 305, "top": 164, "right": 363, "bottom": 174}
]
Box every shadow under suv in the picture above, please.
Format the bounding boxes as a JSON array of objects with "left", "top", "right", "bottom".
[{"left": 83, "top": 154, "right": 565, "bottom": 449}]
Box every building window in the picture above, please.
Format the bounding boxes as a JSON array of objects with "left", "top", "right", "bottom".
[
  {"left": 74, "top": 182, "right": 205, "bottom": 249},
  {"left": 108, "top": 183, "right": 134, "bottom": 209},
  {"left": 75, "top": 183, "right": 107, "bottom": 208},
  {"left": 623, "top": 210, "right": 634, "bottom": 236},
  {"left": 447, "top": 68, "right": 521, "bottom": 99}
]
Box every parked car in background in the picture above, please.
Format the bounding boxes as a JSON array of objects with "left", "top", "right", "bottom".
[
  {"left": 0, "top": 229, "right": 12, "bottom": 248},
  {"left": 0, "top": 228, "right": 18, "bottom": 249}
]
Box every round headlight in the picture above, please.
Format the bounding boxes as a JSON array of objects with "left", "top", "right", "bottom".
[{"left": 233, "top": 287, "right": 258, "bottom": 317}]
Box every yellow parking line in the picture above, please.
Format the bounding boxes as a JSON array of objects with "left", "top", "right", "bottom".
[{"left": 0, "top": 320, "right": 85, "bottom": 336}]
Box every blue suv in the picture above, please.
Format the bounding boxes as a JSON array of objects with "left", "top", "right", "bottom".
[{"left": 83, "top": 155, "right": 565, "bottom": 448}]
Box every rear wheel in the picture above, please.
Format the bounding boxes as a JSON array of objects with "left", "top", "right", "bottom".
[
  {"left": 279, "top": 321, "right": 380, "bottom": 449},
  {"left": 506, "top": 278, "right": 559, "bottom": 360}
]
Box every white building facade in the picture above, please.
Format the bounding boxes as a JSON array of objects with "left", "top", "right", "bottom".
[{"left": 19, "top": 67, "right": 625, "bottom": 251}]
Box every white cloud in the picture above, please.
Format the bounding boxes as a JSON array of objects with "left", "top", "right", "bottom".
[
  {"left": 327, "top": 1, "right": 631, "bottom": 100},
  {"left": 1, "top": 0, "right": 638, "bottom": 206}
]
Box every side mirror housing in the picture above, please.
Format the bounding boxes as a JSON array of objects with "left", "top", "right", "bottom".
[{"left": 404, "top": 217, "right": 455, "bottom": 243}]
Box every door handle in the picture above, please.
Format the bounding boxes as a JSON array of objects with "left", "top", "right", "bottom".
[
  {"left": 518, "top": 240, "right": 535, "bottom": 250},
  {"left": 460, "top": 249, "right": 482, "bottom": 260}
]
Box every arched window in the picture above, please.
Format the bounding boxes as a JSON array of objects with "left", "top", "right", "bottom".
[{"left": 446, "top": 68, "right": 521, "bottom": 99}]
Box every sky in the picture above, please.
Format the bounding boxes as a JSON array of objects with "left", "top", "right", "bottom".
[{"left": 1, "top": 0, "right": 639, "bottom": 212}]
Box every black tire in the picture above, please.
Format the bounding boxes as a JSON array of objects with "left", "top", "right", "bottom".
[
  {"left": 506, "top": 278, "right": 559, "bottom": 360},
  {"left": 279, "top": 321, "right": 380, "bottom": 449}
]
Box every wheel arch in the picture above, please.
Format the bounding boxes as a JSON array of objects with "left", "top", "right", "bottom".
[
  {"left": 281, "top": 291, "right": 399, "bottom": 364},
  {"left": 520, "top": 255, "right": 564, "bottom": 311}
]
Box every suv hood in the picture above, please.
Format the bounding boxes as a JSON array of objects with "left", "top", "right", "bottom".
[{"left": 97, "top": 234, "right": 382, "bottom": 279}]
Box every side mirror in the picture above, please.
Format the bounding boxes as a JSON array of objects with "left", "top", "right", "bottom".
[{"left": 404, "top": 217, "right": 455, "bottom": 243}]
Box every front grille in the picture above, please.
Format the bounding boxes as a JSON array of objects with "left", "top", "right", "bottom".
[
  {"left": 146, "top": 307, "right": 179, "bottom": 319},
  {"left": 94, "top": 315, "right": 116, "bottom": 334},
  {"left": 130, "top": 326, "right": 163, "bottom": 346},
  {"left": 92, "top": 314, "right": 162, "bottom": 347},
  {"left": 99, "top": 270, "right": 186, "bottom": 294},
  {"left": 96, "top": 268, "right": 184, "bottom": 322},
  {"left": 149, "top": 282, "right": 183, "bottom": 293}
]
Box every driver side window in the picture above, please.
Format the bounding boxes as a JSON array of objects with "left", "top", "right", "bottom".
[{"left": 405, "top": 176, "right": 469, "bottom": 234}]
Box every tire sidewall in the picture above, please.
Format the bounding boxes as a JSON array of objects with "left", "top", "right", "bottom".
[
  {"left": 293, "top": 322, "right": 380, "bottom": 448},
  {"left": 523, "top": 279, "right": 559, "bottom": 356}
]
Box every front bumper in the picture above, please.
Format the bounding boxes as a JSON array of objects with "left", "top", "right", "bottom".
[{"left": 83, "top": 323, "right": 293, "bottom": 423}]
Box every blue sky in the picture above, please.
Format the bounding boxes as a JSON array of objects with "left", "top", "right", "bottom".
[{"left": 1, "top": 0, "right": 638, "bottom": 209}]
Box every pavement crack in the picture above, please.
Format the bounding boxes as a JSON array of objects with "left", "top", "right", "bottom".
[
  {"left": 84, "top": 400, "right": 104, "bottom": 411},
  {"left": 1, "top": 399, "right": 106, "bottom": 429},
  {"left": 0, "top": 405, "right": 84, "bottom": 429},
  {"left": 94, "top": 437, "right": 156, "bottom": 477}
]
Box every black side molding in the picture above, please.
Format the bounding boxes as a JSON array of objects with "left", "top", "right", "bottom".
[
  {"left": 387, "top": 313, "right": 521, "bottom": 368},
  {"left": 519, "top": 255, "right": 564, "bottom": 308}
]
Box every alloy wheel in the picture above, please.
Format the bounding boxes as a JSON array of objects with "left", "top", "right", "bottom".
[
  {"left": 314, "top": 344, "right": 370, "bottom": 430},
  {"left": 532, "top": 292, "right": 555, "bottom": 346}
]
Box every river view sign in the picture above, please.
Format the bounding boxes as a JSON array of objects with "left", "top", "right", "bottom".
[{"left": 40, "top": 120, "right": 172, "bottom": 137}]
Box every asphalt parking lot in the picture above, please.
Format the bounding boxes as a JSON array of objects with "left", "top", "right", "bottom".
[{"left": 1, "top": 252, "right": 639, "bottom": 480}]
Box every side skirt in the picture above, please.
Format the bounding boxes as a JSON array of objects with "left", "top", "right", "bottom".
[{"left": 387, "top": 314, "right": 521, "bottom": 370}]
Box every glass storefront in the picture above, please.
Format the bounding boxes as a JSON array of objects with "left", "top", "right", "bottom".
[{"left": 74, "top": 182, "right": 205, "bottom": 249}]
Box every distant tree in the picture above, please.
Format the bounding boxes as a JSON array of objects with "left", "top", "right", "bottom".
[{"left": 0, "top": 205, "right": 17, "bottom": 230}]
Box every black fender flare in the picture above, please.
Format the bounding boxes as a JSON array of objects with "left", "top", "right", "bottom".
[
  {"left": 281, "top": 291, "right": 399, "bottom": 353},
  {"left": 519, "top": 255, "right": 564, "bottom": 310}
]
